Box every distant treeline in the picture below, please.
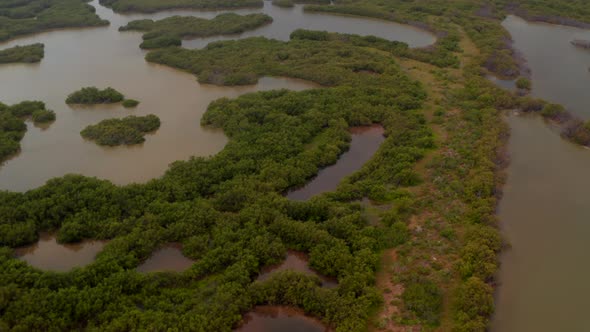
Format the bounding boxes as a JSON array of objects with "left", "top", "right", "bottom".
[
  {"left": 0, "top": 43, "right": 44, "bottom": 64},
  {"left": 99, "top": 0, "right": 263, "bottom": 13}
]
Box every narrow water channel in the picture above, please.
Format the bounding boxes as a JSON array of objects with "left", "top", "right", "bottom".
[
  {"left": 287, "top": 125, "right": 385, "bottom": 201},
  {"left": 14, "top": 233, "right": 106, "bottom": 272},
  {"left": 0, "top": 1, "right": 433, "bottom": 192}
]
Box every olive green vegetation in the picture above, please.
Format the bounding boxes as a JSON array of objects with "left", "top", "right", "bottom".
[
  {"left": 0, "top": 0, "right": 108, "bottom": 42},
  {"left": 80, "top": 114, "right": 160, "bottom": 146},
  {"left": 515, "top": 77, "right": 531, "bottom": 90},
  {"left": 0, "top": 43, "right": 44, "bottom": 63},
  {"left": 120, "top": 13, "right": 273, "bottom": 49},
  {"left": 66, "top": 87, "right": 125, "bottom": 104},
  {"left": 0, "top": 32, "right": 434, "bottom": 330},
  {"left": 499, "top": 0, "right": 590, "bottom": 26},
  {"left": 99, "top": 0, "right": 262, "bottom": 13},
  {"left": 31, "top": 109, "right": 56, "bottom": 123},
  {"left": 122, "top": 99, "right": 140, "bottom": 108},
  {"left": 3, "top": 0, "right": 590, "bottom": 331},
  {"left": 0, "top": 101, "right": 55, "bottom": 163},
  {"left": 147, "top": 35, "right": 436, "bottom": 88},
  {"left": 290, "top": 29, "right": 460, "bottom": 68}
]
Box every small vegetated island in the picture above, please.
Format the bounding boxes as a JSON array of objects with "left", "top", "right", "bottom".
[
  {"left": 0, "top": 43, "right": 44, "bottom": 64},
  {"left": 0, "top": 0, "right": 108, "bottom": 42},
  {"left": 66, "top": 87, "right": 139, "bottom": 107},
  {"left": 120, "top": 13, "right": 273, "bottom": 49},
  {"left": 99, "top": 0, "right": 263, "bottom": 13},
  {"left": 80, "top": 114, "right": 160, "bottom": 146},
  {"left": 0, "top": 100, "right": 55, "bottom": 163}
]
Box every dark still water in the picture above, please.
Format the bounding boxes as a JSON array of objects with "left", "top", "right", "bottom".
[
  {"left": 136, "top": 244, "right": 195, "bottom": 273},
  {"left": 257, "top": 250, "right": 337, "bottom": 288},
  {"left": 236, "top": 306, "right": 329, "bottom": 332},
  {"left": 287, "top": 125, "right": 385, "bottom": 201},
  {"left": 14, "top": 233, "right": 105, "bottom": 271}
]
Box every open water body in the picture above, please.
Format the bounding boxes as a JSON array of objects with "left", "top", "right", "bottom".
[
  {"left": 0, "top": 1, "right": 433, "bottom": 192},
  {"left": 503, "top": 15, "right": 590, "bottom": 117},
  {"left": 14, "top": 233, "right": 106, "bottom": 271}
]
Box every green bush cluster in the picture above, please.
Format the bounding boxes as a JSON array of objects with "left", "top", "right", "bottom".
[
  {"left": 120, "top": 13, "right": 273, "bottom": 49},
  {"left": 146, "top": 36, "right": 427, "bottom": 89},
  {"left": 122, "top": 99, "right": 140, "bottom": 108},
  {"left": 80, "top": 114, "right": 160, "bottom": 146},
  {"left": 99, "top": 0, "right": 263, "bottom": 13},
  {"left": 515, "top": 77, "right": 531, "bottom": 90},
  {"left": 0, "top": 43, "right": 44, "bottom": 63},
  {"left": 0, "top": 100, "right": 55, "bottom": 163},
  {"left": 66, "top": 87, "right": 125, "bottom": 104},
  {"left": 0, "top": 0, "right": 108, "bottom": 42},
  {"left": 31, "top": 109, "right": 56, "bottom": 123}
]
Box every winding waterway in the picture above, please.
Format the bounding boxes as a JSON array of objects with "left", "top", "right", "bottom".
[
  {"left": 0, "top": 1, "right": 433, "bottom": 192},
  {"left": 287, "top": 125, "right": 385, "bottom": 200},
  {"left": 493, "top": 17, "right": 590, "bottom": 332}
]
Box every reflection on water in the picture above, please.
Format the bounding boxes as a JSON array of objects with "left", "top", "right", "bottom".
[
  {"left": 236, "top": 306, "right": 329, "bottom": 332},
  {"left": 257, "top": 250, "right": 337, "bottom": 288},
  {"left": 503, "top": 15, "right": 590, "bottom": 117},
  {"left": 287, "top": 125, "right": 385, "bottom": 201},
  {"left": 14, "top": 233, "right": 105, "bottom": 271},
  {"left": 136, "top": 244, "right": 195, "bottom": 273},
  {"left": 0, "top": 0, "right": 432, "bottom": 192},
  {"left": 491, "top": 115, "right": 590, "bottom": 332}
]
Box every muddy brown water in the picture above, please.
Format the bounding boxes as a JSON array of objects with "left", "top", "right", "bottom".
[
  {"left": 257, "top": 250, "right": 337, "bottom": 288},
  {"left": 287, "top": 125, "right": 385, "bottom": 201},
  {"left": 136, "top": 244, "right": 195, "bottom": 273},
  {"left": 14, "top": 233, "right": 106, "bottom": 271},
  {"left": 491, "top": 16, "right": 590, "bottom": 332},
  {"left": 0, "top": 1, "right": 432, "bottom": 192},
  {"left": 236, "top": 306, "right": 329, "bottom": 332},
  {"left": 492, "top": 115, "right": 590, "bottom": 332}
]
